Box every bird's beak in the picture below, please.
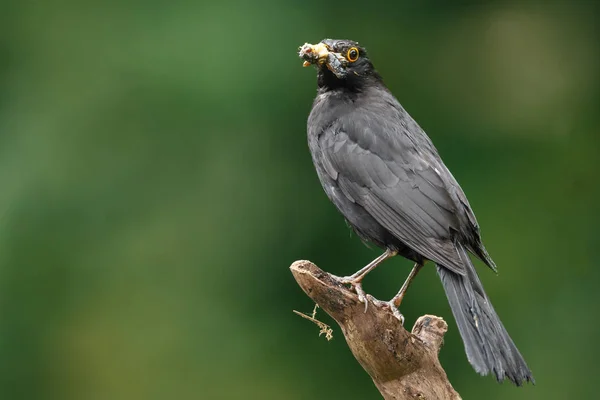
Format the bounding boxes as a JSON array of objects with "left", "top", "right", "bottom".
[
  {"left": 298, "top": 43, "right": 331, "bottom": 67},
  {"left": 298, "top": 42, "right": 347, "bottom": 78}
]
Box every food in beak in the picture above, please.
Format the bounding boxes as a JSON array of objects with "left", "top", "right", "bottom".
[{"left": 298, "top": 42, "right": 347, "bottom": 78}]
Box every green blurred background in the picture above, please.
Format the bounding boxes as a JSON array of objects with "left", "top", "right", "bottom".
[{"left": 0, "top": 1, "right": 598, "bottom": 399}]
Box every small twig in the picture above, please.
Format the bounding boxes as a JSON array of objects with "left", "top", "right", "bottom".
[{"left": 293, "top": 304, "right": 334, "bottom": 340}]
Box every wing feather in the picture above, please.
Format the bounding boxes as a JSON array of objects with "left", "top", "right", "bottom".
[{"left": 319, "top": 115, "right": 468, "bottom": 275}]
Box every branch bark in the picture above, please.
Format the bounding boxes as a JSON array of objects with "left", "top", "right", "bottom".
[{"left": 290, "top": 260, "right": 461, "bottom": 400}]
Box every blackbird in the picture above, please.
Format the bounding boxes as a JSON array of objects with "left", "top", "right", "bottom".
[{"left": 298, "top": 39, "right": 533, "bottom": 386}]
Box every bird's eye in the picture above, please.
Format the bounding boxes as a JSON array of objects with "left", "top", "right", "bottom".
[{"left": 347, "top": 47, "right": 359, "bottom": 62}]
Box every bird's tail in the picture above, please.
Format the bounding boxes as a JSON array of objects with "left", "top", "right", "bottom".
[{"left": 436, "top": 244, "right": 534, "bottom": 386}]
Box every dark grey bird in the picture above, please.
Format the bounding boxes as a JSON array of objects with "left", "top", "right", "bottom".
[{"left": 298, "top": 39, "right": 533, "bottom": 386}]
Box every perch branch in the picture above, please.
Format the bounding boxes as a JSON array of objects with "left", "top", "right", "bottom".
[{"left": 290, "top": 260, "right": 461, "bottom": 400}]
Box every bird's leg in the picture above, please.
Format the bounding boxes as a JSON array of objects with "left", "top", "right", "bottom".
[
  {"left": 367, "top": 262, "right": 424, "bottom": 325},
  {"left": 390, "top": 262, "right": 424, "bottom": 309},
  {"left": 339, "top": 249, "right": 397, "bottom": 282},
  {"left": 334, "top": 249, "right": 397, "bottom": 305}
]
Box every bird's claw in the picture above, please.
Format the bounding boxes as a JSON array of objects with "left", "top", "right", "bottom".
[
  {"left": 354, "top": 284, "right": 369, "bottom": 312},
  {"left": 367, "top": 295, "right": 405, "bottom": 325},
  {"left": 335, "top": 276, "right": 369, "bottom": 312},
  {"left": 391, "top": 306, "right": 405, "bottom": 326}
]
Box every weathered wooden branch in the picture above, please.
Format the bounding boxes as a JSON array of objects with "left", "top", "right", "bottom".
[{"left": 290, "top": 260, "right": 461, "bottom": 400}]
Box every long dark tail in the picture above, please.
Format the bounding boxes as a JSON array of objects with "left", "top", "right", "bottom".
[{"left": 436, "top": 244, "right": 534, "bottom": 386}]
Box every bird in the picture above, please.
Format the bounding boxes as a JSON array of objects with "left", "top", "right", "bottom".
[{"left": 298, "top": 38, "right": 534, "bottom": 386}]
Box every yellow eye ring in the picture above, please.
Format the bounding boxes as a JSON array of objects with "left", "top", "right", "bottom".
[{"left": 347, "top": 47, "right": 359, "bottom": 62}]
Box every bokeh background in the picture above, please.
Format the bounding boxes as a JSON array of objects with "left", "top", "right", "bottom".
[{"left": 1, "top": 1, "right": 598, "bottom": 399}]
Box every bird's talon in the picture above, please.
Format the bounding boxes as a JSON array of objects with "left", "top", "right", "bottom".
[
  {"left": 352, "top": 283, "right": 369, "bottom": 313},
  {"left": 383, "top": 301, "right": 405, "bottom": 325},
  {"left": 354, "top": 284, "right": 367, "bottom": 302},
  {"left": 368, "top": 297, "right": 405, "bottom": 325},
  {"left": 389, "top": 305, "right": 405, "bottom": 325},
  {"left": 332, "top": 275, "right": 370, "bottom": 308}
]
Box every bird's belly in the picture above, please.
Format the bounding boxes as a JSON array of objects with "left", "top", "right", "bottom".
[{"left": 319, "top": 176, "right": 422, "bottom": 263}]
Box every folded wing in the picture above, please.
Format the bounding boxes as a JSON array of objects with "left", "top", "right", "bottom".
[{"left": 318, "top": 115, "right": 468, "bottom": 275}]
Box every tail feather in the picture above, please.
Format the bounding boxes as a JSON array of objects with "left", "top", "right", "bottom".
[{"left": 436, "top": 244, "right": 534, "bottom": 385}]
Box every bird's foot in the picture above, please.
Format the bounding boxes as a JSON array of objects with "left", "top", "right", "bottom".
[
  {"left": 333, "top": 275, "right": 369, "bottom": 311},
  {"left": 366, "top": 295, "right": 405, "bottom": 325}
]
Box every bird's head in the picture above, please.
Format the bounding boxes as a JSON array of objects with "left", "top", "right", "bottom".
[{"left": 298, "top": 39, "right": 381, "bottom": 90}]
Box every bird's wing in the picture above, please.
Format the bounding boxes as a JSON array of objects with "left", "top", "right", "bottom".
[{"left": 318, "top": 114, "right": 467, "bottom": 275}]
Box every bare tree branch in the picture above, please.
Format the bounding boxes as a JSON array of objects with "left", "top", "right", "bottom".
[{"left": 291, "top": 260, "right": 461, "bottom": 400}]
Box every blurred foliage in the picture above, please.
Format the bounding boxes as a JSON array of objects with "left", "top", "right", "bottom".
[{"left": 0, "top": 1, "right": 598, "bottom": 399}]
